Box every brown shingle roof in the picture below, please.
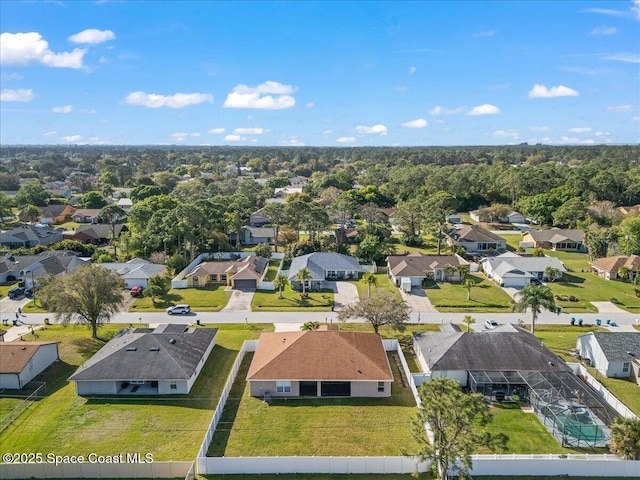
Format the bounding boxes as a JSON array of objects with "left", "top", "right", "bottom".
[
  {"left": 591, "top": 255, "right": 640, "bottom": 274},
  {"left": 0, "top": 342, "right": 58, "bottom": 374},
  {"left": 388, "top": 253, "right": 466, "bottom": 277},
  {"left": 450, "top": 225, "right": 504, "bottom": 243},
  {"left": 247, "top": 330, "right": 393, "bottom": 381}
]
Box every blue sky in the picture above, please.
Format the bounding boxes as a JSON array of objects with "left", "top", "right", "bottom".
[{"left": 1, "top": 1, "right": 638, "bottom": 146}]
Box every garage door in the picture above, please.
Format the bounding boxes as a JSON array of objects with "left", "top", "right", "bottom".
[
  {"left": 321, "top": 381, "right": 350, "bottom": 397},
  {"left": 233, "top": 279, "right": 257, "bottom": 289}
]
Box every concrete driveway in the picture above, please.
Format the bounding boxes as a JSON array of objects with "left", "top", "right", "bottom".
[
  {"left": 326, "top": 281, "right": 359, "bottom": 310},
  {"left": 401, "top": 287, "right": 437, "bottom": 313},
  {"left": 591, "top": 301, "right": 629, "bottom": 314},
  {"left": 221, "top": 287, "right": 255, "bottom": 312}
]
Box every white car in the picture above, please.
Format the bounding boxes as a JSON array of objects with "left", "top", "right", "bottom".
[
  {"left": 166, "top": 304, "right": 191, "bottom": 315},
  {"left": 484, "top": 320, "right": 499, "bottom": 330}
]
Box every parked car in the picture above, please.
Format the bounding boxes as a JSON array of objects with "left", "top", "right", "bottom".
[
  {"left": 8, "top": 287, "right": 25, "bottom": 299},
  {"left": 130, "top": 286, "right": 144, "bottom": 297},
  {"left": 24, "top": 288, "right": 34, "bottom": 298},
  {"left": 484, "top": 319, "right": 499, "bottom": 330},
  {"left": 166, "top": 304, "right": 191, "bottom": 315}
]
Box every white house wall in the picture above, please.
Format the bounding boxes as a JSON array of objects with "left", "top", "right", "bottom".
[
  {"left": 19, "top": 343, "right": 59, "bottom": 388},
  {"left": 351, "top": 381, "right": 390, "bottom": 397},
  {"left": 250, "top": 380, "right": 299, "bottom": 397},
  {"left": 576, "top": 336, "right": 609, "bottom": 377},
  {"left": 75, "top": 380, "right": 118, "bottom": 395},
  {"left": 0, "top": 373, "right": 20, "bottom": 389},
  {"left": 158, "top": 380, "right": 189, "bottom": 394},
  {"left": 431, "top": 370, "right": 468, "bottom": 387}
]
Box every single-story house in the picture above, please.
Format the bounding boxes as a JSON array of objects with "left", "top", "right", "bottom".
[
  {"left": 247, "top": 325, "right": 393, "bottom": 398},
  {"left": 469, "top": 209, "right": 490, "bottom": 223},
  {"left": 117, "top": 198, "right": 133, "bottom": 213},
  {"left": 447, "top": 225, "right": 506, "bottom": 254},
  {"left": 71, "top": 209, "right": 103, "bottom": 224},
  {"left": 576, "top": 332, "right": 640, "bottom": 382},
  {"left": 185, "top": 255, "right": 268, "bottom": 290},
  {"left": 0, "top": 341, "right": 60, "bottom": 389},
  {"left": 288, "top": 252, "right": 362, "bottom": 290},
  {"left": 98, "top": 258, "right": 165, "bottom": 289},
  {"left": 446, "top": 214, "right": 462, "bottom": 224},
  {"left": 249, "top": 208, "right": 271, "bottom": 227},
  {"left": 413, "top": 326, "right": 571, "bottom": 388},
  {"left": 71, "top": 224, "right": 128, "bottom": 245},
  {"left": 481, "top": 252, "right": 566, "bottom": 288},
  {"left": 590, "top": 255, "right": 640, "bottom": 282},
  {"left": 387, "top": 253, "right": 468, "bottom": 287},
  {"left": 229, "top": 226, "right": 276, "bottom": 246},
  {"left": 68, "top": 324, "right": 218, "bottom": 395},
  {"left": 618, "top": 205, "right": 640, "bottom": 216},
  {"left": 500, "top": 211, "right": 526, "bottom": 224},
  {"left": 0, "top": 224, "right": 63, "bottom": 249},
  {"left": 521, "top": 229, "right": 585, "bottom": 252},
  {"left": 0, "top": 250, "right": 89, "bottom": 287},
  {"left": 274, "top": 186, "right": 303, "bottom": 197},
  {"left": 18, "top": 204, "right": 75, "bottom": 225}
]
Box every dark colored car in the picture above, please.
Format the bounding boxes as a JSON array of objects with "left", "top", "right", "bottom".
[
  {"left": 24, "top": 288, "right": 34, "bottom": 298},
  {"left": 8, "top": 287, "right": 25, "bottom": 299}
]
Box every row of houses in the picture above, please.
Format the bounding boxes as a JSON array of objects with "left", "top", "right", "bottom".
[{"left": 0, "top": 224, "right": 128, "bottom": 250}]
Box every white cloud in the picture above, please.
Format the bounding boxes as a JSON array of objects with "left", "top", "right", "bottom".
[
  {"left": 191, "top": 132, "right": 201, "bottom": 137},
  {"left": 401, "top": 118, "right": 428, "bottom": 129},
  {"left": 356, "top": 124, "right": 388, "bottom": 135},
  {"left": 467, "top": 104, "right": 501, "bottom": 115},
  {"left": 223, "top": 81, "right": 296, "bottom": 109},
  {"left": 61, "top": 135, "right": 82, "bottom": 142},
  {"left": 603, "top": 53, "right": 640, "bottom": 63},
  {"left": 633, "top": 0, "right": 640, "bottom": 18},
  {"left": 474, "top": 30, "right": 495, "bottom": 38},
  {"left": 606, "top": 104, "right": 637, "bottom": 112},
  {"left": 590, "top": 25, "right": 617, "bottom": 35},
  {"left": 594, "top": 131, "right": 611, "bottom": 137},
  {"left": 409, "top": 66, "right": 416, "bottom": 74},
  {"left": 52, "top": 105, "right": 73, "bottom": 113},
  {"left": 569, "top": 127, "right": 592, "bottom": 133},
  {"left": 68, "top": 29, "right": 116, "bottom": 44},
  {"left": 529, "top": 126, "right": 551, "bottom": 132},
  {"left": 233, "top": 127, "right": 266, "bottom": 135},
  {"left": 43, "top": 131, "right": 57, "bottom": 137},
  {"left": 280, "top": 139, "right": 306, "bottom": 146},
  {"left": 172, "top": 132, "right": 188, "bottom": 142},
  {"left": 528, "top": 84, "right": 579, "bottom": 98},
  {"left": 1, "top": 88, "right": 34, "bottom": 102},
  {"left": 336, "top": 137, "right": 356, "bottom": 143},
  {"left": 428, "top": 105, "right": 465, "bottom": 115},
  {"left": 306, "top": 102, "right": 315, "bottom": 108},
  {"left": 631, "top": 116, "right": 640, "bottom": 122},
  {"left": 124, "top": 91, "right": 214, "bottom": 108},
  {"left": 0, "top": 72, "right": 23, "bottom": 81},
  {"left": 209, "top": 128, "right": 226, "bottom": 134},
  {"left": 224, "top": 134, "right": 245, "bottom": 142},
  {"left": 493, "top": 129, "right": 520, "bottom": 139},
  {"left": 0, "top": 32, "right": 86, "bottom": 68},
  {"left": 79, "top": 108, "right": 97, "bottom": 114},
  {"left": 323, "top": 129, "right": 333, "bottom": 135}
]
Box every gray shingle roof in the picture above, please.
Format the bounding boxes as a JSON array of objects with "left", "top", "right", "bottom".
[
  {"left": 288, "top": 252, "right": 361, "bottom": 281},
  {"left": 448, "top": 225, "right": 505, "bottom": 243},
  {"left": 414, "top": 328, "right": 569, "bottom": 372},
  {"left": 69, "top": 325, "right": 218, "bottom": 381},
  {"left": 588, "top": 332, "right": 640, "bottom": 363},
  {"left": 525, "top": 228, "right": 584, "bottom": 243}
]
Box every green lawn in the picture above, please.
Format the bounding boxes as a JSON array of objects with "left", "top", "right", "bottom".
[
  {"left": 533, "top": 325, "right": 603, "bottom": 362},
  {"left": 129, "top": 285, "right": 232, "bottom": 312},
  {"left": 350, "top": 273, "right": 402, "bottom": 301},
  {"left": 425, "top": 274, "right": 514, "bottom": 312},
  {"left": 0, "top": 281, "right": 19, "bottom": 298},
  {"left": 263, "top": 259, "right": 282, "bottom": 282},
  {"left": 199, "top": 476, "right": 427, "bottom": 480},
  {"left": 546, "top": 273, "right": 640, "bottom": 313},
  {"left": 207, "top": 352, "right": 420, "bottom": 457},
  {"left": 586, "top": 368, "right": 640, "bottom": 416},
  {"left": 251, "top": 285, "right": 334, "bottom": 311},
  {"left": 0, "top": 323, "right": 271, "bottom": 461}
]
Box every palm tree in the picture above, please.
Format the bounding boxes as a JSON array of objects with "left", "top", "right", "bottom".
[
  {"left": 609, "top": 417, "right": 640, "bottom": 460},
  {"left": 544, "top": 266, "right": 561, "bottom": 282},
  {"left": 456, "top": 264, "right": 469, "bottom": 283},
  {"left": 444, "top": 264, "right": 456, "bottom": 282},
  {"left": 512, "top": 283, "right": 556, "bottom": 334},
  {"left": 295, "top": 267, "right": 313, "bottom": 295},
  {"left": 361, "top": 271, "right": 378, "bottom": 297},
  {"left": 301, "top": 321, "right": 320, "bottom": 331},
  {"left": 462, "top": 314, "right": 476, "bottom": 332},
  {"left": 617, "top": 265, "right": 632, "bottom": 282},
  {"left": 464, "top": 278, "right": 475, "bottom": 300},
  {"left": 274, "top": 274, "right": 289, "bottom": 299}
]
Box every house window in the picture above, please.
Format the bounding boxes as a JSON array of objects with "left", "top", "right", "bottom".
[
  {"left": 622, "top": 362, "right": 630, "bottom": 373},
  {"left": 130, "top": 380, "right": 145, "bottom": 384},
  {"left": 220, "top": 274, "right": 227, "bottom": 282},
  {"left": 276, "top": 381, "right": 291, "bottom": 393},
  {"left": 377, "top": 382, "right": 385, "bottom": 393},
  {"left": 170, "top": 382, "right": 177, "bottom": 390}
]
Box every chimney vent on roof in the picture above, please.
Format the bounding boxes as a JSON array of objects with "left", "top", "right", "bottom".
[{"left": 169, "top": 338, "right": 176, "bottom": 344}]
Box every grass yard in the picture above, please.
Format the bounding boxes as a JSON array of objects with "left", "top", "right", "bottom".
[
  {"left": 208, "top": 352, "right": 420, "bottom": 457},
  {"left": 350, "top": 273, "right": 402, "bottom": 301},
  {"left": 0, "top": 323, "right": 271, "bottom": 461},
  {"left": 263, "top": 258, "right": 282, "bottom": 282},
  {"left": 585, "top": 368, "right": 640, "bottom": 416},
  {"left": 425, "top": 274, "right": 514, "bottom": 312},
  {"left": 0, "top": 281, "right": 19, "bottom": 298},
  {"left": 129, "top": 285, "right": 232, "bottom": 312},
  {"left": 251, "top": 285, "right": 334, "bottom": 311},
  {"left": 199, "top": 476, "right": 427, "bottom": 480},
  {"left": 533, "top": 324, "right": 603, "bottom": 361}
]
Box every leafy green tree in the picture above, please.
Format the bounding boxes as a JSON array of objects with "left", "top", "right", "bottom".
[
  {"left": 295, "top": 267, "right": 313, "bottom": 295},
  {"left": 552, "top": 198, "right": 587, "bottom": 228},
  {"left": 512, "top": 283, "right": 556, "bottom": 334},
  {"left": 130, "top": 184, "right": 163, "bottom": 203},
  {"left": 79, "top": 191, "right": 108, "bottom": 209},
  {"left": 0, "top": 192, "right": 13, "bottom": 226},
  {"left": 361, "top": 271, "right": 378, "bottom": 297},
  {"left": 37, "top": 264, "right": 124, "bottom": 339},
  {"left": 609, "top": 417, "right": 640, "bottom": 460},
  {"left": 254, "top": 243, "right": 272, "bottom": 260},
  {"left": 274, "top": 274, "right": 289, "bottom": 299},
  {"left": 337, "top": 290, "right": 409, "bottom": 334},
  {"left": 619, "top": 216, "right": 640, "bottom": 255},
  {"left": 395, "top": 198, "right": 424, "bottom": 239},
  {"left": 424, "top": 191, "right": 457, "bottom": 255},
  {"left": 144, "top": 275, "right": 170, "bottom": 304},
  {"left": 412, "top": 377, "right": 505, "bottom": 480},
  {"left": 22, "top": 204, "right": 41, "bottom": 224},
  {"left": 15, "top": 183, "right": 50, "bottom": 207},
  {"left": 166, "top": 253, "right": 188, "bottom": 275},
  {"left": 51, "top": 239, "right": 95, "bottom": 257},
  {"left": 356, "top": 234, "right": 396, "bottom": 264},
  {"left": 301, "top": 321, "right": 320, "bottom": 331},
  {"left": 99, "top": 204, "right": 127, "bottom": 257},
  {"left": 462, "top": 314, "right": 475, "bottom": 332}
]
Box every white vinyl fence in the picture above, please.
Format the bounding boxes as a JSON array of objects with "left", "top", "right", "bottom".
[{"left": 0, "top": 461, "right": 194, "bottom": 479}]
